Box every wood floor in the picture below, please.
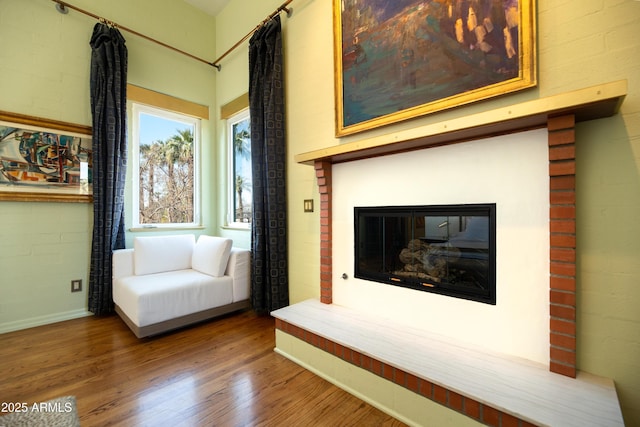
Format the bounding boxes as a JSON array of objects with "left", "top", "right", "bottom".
[{"left": 1, "top": 310, "right": 406, "bottom": 426}]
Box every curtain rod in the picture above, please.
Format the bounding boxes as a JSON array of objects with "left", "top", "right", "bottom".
[
  {"left": 51, "top": 0, "right": 215, "bottom": 67},
  {"left": 211, "top": 0, "right": 293, "bottom": 71},
  {"left": 51, "top": 0, "right": 294, "bottom": 71}
]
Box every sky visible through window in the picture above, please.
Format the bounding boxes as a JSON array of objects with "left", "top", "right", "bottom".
[
  {"left": 234, "top": 118, "right": 251, "bottom": 191},
  {"left": 139, "top": 113, "right": 191, "bottom": 144},
  {"left": 232, "top": 115, "right": 252, "bottom": 224}
]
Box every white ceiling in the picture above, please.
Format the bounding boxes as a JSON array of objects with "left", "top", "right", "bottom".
[{"left": 183, "top": 0, "right": 232, "bottom": 16}]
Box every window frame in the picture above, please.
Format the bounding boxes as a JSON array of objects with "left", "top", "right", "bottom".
[
  {"left": 131, "top": 102, "right": 202, "bottom": 229},
  {"left": 227, "top": 108, "right": 252, "bottom": 229}
]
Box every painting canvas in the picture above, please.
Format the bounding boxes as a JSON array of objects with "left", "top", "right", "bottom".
[
  {"left": 335, "top": 0, "right": 536, "bottom": 136},
  {"left": 0, "top": 111, "right": 92, "bottom": 202}
]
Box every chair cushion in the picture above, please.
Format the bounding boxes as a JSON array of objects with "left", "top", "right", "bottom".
[
  {"left": 134, "top": 234, "right": 195, "bottom": 275},
  {"left": 192, "top": 235, "right": 233, "bottom": 277},
  {"left": 114, "top": 270, "right": 233, "bottom": 327}
]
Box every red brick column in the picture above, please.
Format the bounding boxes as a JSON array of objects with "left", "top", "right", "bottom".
[
  {"left": 315, "top": 161, "right": 333, "bottom": 304},
  {"left": 548, "top": 115, "right": 577, "bottom": 378}
]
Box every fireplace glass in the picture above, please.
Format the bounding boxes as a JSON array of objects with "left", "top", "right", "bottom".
[{"left": 355, "top": 204, "right": 496, "bottom": 304}]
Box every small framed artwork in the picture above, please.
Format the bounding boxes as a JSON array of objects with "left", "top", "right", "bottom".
[
  {"left": 334, "top": 0, "right": 537, "bottom": 136},
  {"left": 0, "top": 111, "right": 93, "bottom": 203}
]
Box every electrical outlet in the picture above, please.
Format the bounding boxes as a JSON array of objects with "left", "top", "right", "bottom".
[{"left": 71, "top": 279, "right": 82, "bottom": 293}]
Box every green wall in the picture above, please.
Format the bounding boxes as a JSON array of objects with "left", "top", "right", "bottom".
[{"left": 0, "top": 0, "right": 217, "bottom": 331}]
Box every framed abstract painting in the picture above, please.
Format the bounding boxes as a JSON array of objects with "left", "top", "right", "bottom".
[
  {"left": 334, "top": 0, "right": 536, "bottom": 136},
  {"left": 0, "top": 111, "right": 93, "bottom": 203}
]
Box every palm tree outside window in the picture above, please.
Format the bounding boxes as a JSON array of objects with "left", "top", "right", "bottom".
[
  {"left": 228, "top": 109, "right": 252, "bottom": 228},
  {"left": 132, "top": 103, "right": 201, "bottom": 228}
]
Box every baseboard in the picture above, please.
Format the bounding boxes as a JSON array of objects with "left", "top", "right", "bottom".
[{"left": 0, "top": 309, "right": 92, "bottom": 334}]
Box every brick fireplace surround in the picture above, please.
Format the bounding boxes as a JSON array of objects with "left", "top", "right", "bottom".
[
  {"left": 275, "top": 81, "right": 627, "bottom": 426},
  {"left": 315, "top": 114, "right": 579, "bottom": 377}
]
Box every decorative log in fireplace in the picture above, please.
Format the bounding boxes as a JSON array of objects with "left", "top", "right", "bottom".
[{"left": 355, "top": 204, "right": 496, "bottom": 304}]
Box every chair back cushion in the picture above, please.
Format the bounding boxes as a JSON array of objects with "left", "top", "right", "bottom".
[
  {"left": 134, "top": 234, "right": 196, "bottom": 275},
  {"left": 192, "top": 235, "right": 233, "bottom": 277}
]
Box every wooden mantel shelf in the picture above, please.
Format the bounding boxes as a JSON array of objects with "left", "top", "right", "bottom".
[{"left": 295, "top": 80, "right": 627, "bottom": 165}]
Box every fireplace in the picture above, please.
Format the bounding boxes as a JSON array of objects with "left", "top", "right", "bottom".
[
  {"left": 355, "top": 204, "right": 496, "bottom": 304},
  {"left": 329, "top": 128, "right": 553, "bottom": 365},
  {"left": 297, "top": 80, "right": 627, "bottom": 379}
]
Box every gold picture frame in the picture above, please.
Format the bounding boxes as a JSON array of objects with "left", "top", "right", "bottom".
[
  {"left": 334, "top": 0, "right": 537, "bottom": 137},
  {"left": 0, "top": 111, "right": 93, "bottom": 203}
]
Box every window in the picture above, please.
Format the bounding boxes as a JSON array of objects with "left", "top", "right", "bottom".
[
  {"left": 132, "top": 103, "right": 201, "bottom": 228},
  {"left": 227, "top": 109, "right": 252, "bottom": 228}
]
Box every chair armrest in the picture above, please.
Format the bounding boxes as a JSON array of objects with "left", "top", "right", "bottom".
[
  {"left": 113, "top": 248, "right": 135, "bottom": 280},
  {"left": 226, "top": 248, "right": 250, "bottom": 302}
]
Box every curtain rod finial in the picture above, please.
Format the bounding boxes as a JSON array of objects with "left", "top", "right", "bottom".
[{"left": 55, "top": 3, "right": 69, "bottom": 14}]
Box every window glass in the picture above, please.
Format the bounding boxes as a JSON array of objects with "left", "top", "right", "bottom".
[
  {"left": 228, "top": 109, "right": 252, "bottom": 228},
  {"left": 132, "top": 103, "right": 200, "bottom": 228}
]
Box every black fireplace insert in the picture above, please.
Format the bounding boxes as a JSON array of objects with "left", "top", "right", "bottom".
[{"left": 354, "top": 204, "right": 496, "bottom": 304}]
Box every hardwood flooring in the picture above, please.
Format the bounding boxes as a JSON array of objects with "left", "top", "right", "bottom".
[{"left": 1, "top": 310, "right": 406, "bottom": 426}]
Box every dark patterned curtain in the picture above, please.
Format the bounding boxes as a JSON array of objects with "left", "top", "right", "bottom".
[
  {"left": 249, "top": 15, "right": 289, "bottom": 315},
  {"left": 88, "top": 23, "right": 128, "bottom": 315}
]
